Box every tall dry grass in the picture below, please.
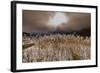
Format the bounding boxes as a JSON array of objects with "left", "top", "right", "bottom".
[{"left": 22, "top": 34, "right": 90, "bottom": 63}]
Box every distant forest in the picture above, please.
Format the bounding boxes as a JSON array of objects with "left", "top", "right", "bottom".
[{"left": 23, "top": 28, "right": 90, "bottom": 37}]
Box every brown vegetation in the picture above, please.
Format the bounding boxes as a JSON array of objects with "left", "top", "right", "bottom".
[{"left": 22, "top": 34, "right": 91, "bottom": 63}]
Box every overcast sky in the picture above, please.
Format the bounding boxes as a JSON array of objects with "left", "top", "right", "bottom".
[{"left": 23, "top": 10, "right": 91, "bottom": 33}]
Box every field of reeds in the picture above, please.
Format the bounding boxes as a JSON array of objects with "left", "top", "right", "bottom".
[{"left": 22, "top": 34, "right": 91, "bottom": 63}]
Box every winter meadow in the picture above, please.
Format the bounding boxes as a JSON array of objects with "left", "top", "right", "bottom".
[{"left": 22, "top": 34, "right": 90, "bottom": 62}]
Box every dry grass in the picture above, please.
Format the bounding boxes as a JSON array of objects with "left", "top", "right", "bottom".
[{"left": 22, "top": 34, "right": 91, "bottom": 63}]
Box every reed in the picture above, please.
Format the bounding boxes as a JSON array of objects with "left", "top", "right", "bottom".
[{"left": 22, "top": 34, "right": 90, "bottom": 63}]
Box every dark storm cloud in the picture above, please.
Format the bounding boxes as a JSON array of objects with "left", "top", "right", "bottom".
[
  {"left": 23, "top": 10, "right": 91, "bottom": 33},
  {"left": 58, "top": 13, "right": 91, "bottom": 32},
  {"left": 23, "top": 10, "right": 54, "bottom": 32}
]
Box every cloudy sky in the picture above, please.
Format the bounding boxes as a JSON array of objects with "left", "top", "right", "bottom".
[{"left": 23, "top": 10, "right": 91, "bottom": 33}]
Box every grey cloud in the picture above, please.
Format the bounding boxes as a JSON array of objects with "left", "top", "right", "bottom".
[{"left": 23, "top": 10, "right": 91, "bottom": 33}]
